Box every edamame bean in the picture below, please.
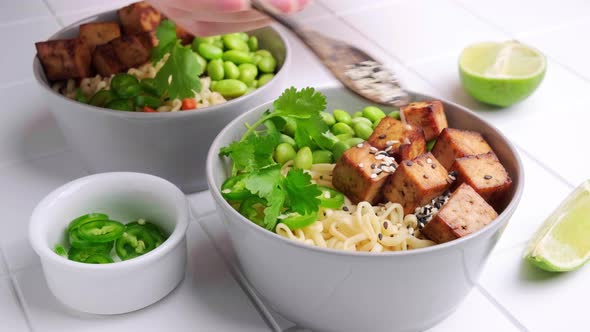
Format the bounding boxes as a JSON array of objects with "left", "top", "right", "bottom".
[
  {"left": 312, "top": 150, "right": 333, "bottom": 164},
  {"left": 213, "top": 39, "right": 224, "bottom": 49},
  {"left": 388, "top": 110, "right": 401, "bottom": 119},
  {"left": 194, "top": 53, "right": 207, "bottom": 72},
  {"left": 283, "top": 117, "right": 297, "bottom": 137},
  {"left": 320, "top": 111, "right": 336, "bottom": 126},
  {"left": 191, "top": 37, "right": 214, "bottom": 51},
  {"left": 280, "top": 134, "right": 297, "bottom": 148},
  {"left": 248, "top": 36, "right": 258, "bottom": 51},
  {"left": 222, "top": 50, "right": 252, "bottom": 64},
  {"left": 344, "top": 137, "right": 364, "bottom": 147},
  {"left": 362, "top": 106, "right": 386, "bottom": 123},
  {"left": 255, "top": 50, "right": 272, "bottom": 58},
  {"left": 245, "top": 87, "right": 256, "bottom": 94},
  {"left": 333, "top": 109, "right": 352, "bottom": 125},
  {"left": 257, "top": 73, "right": 274, "bottom": 87},
  {"left": 353, "top": 123, "right": 373, "bottom": 140},
  {"left": 294, "top": 147, "right": 313, "bottom": 170},
  {"left": 236, "top": 32, "right": 249, "bottom": 41},
  {"left": 251, "top": 53, "right": 262, "bottom": 65},
  {"left": 258, "top": 56, "right": 277, "bottom": 73},
  {"left": 351, "top": 117, "right": 373, "bottom": 128},
  {"left": 332, "top": 122, "right": 354, "bottom": 136},
  {"left": 211, "top": 79, "right": 248, "bottom": 98},
  {"left": 274, "top": 143, "right": 297, "bottom": 165},
  {"left": 207, "top": 59, "right": 224, "bottom": 81},
  {"left": 335, "top": 133, "right": 353, "bottom": 141},
  {"left": 223, "top": 61, "right": 240, "bottom": 79},
  {"left": 223, "top": 34, "right": 249, "bottom": 52},
  {"left": 238, "top": 63, "right": 258, "bottom": 85},
  {"left": 332, "top": 141, "right": 350, "bottom": 161},
  {"left": 352, "top": 111, "right": 363, "bottom": 118},
  {"left": 198, "top": 43, "right": 223, "bottom": 60}
]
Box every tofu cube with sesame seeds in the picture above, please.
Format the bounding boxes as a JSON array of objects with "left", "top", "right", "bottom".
[
  {"left": 93, "top": 43, "right": 127, "bottom": 76},
  {"left": 332, "top": 142, "right": 398, "bottom": 204},
  {"left": 35, "top": 39, "right": 93, "bottom": 80},
  {"left": 367, "top": 117, "right": 426, "bottom": 162},
  {"left": 117, "top": 1, "right": 162, "bottom": 34},
  {"left": 431, "top": 128, "right": 493, "bottom": 170},
  {"left": 79, "top": 22, "right": 121, "bottom": 52},
  {"left": 382, "top": 152, "right": 450, "bottom": 215},
  {"left": 401, "top": 100, "right": 448, "bottom": 141},
  {"left": 421, "top": 183, "right": 498, "bottom": 244},
  {"left": 111, "top": 31, "right": 157, "bottom": 69},
  {"left": 450, "top": 152, "right": 512, "bottom": 211}
]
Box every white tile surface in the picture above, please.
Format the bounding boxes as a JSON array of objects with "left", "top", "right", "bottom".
[
  {"left": 0, "top": 0, "right": 52, "bottom": 23},
  {"left": 0, "top": 18, "right": 61, "bottom": 84},
  {"left": 339, "top": 0, "right": 507, "bottom": 65},
  {"left": 456, "top": 0, "right": 590, "bottom": 36},
  {"left": 14, "top": 220, "right": 271, "bottom": 332},
  {"left": 317, "top": 0, "right": 405, "bottom": 15},
  {"left": 480, "top": 245, "right": 590, "bottom": 332},
  {"left": 0, "top": 82, "right": 67, "bottom": 167},
  {"left": 46, "top": 0, "right": 134, "bottom": 15},
  {"left": 0, "top": 151, "right": 87, "bottom": 272},
  {"left": 0, "top": 250, "right": 8, "bottom": 276},
  {"left": 0, "top": 277, "right": 30, "bottom": 331}
]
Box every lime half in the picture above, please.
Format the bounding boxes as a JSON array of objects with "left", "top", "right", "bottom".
[
  {"left": 524, "top": 181, "right": 590, "bottom": 272},
  {"left": 459, "top": 41, "right": 546, "bottom": 107}
]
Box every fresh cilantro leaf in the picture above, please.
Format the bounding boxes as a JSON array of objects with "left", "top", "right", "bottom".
[
  {"left": 243, "top": 165, "right": 285, "bottom": 229},
  {"left": 273, "top": 87, "right": 327, "bottom": 119},
  {"left": 294, "top": 114, "right": 334, "bottom": 150},
  {"left": 152, "top": 20, "right": 177, "bottom": 62},
  {"left": 263, "top": 190, "right": 285, "bottom": 230},
  {"left": 219, "top": 123, "right": 279, "bottom": 174},
  {"left": 155, "top": 45, "right": 201, "bottom": 99},
  {"left": 283, "top": 169, "right": 321, "bottom": 215}
]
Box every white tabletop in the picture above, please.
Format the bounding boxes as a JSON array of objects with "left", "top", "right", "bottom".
[{"left": 1, "top": 1, "right": 588, "bottom": 331}]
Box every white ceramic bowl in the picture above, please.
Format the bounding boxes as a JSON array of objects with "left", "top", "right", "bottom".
[
  {"left": 32, "top": 10, "right": 291, "bottom": 193},
  {"left": 29, "top": 172, "right": 189, "bottom": 314},
  {"left": 207, "top": 87, "right": 524, "bottom": 332}
]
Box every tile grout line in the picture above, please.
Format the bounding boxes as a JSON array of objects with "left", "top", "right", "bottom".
[
  {"left": 40, "top": 0, "right": 64, "bottom": 27},
  {"left": 515, "top": 145, "right": 576, "bottom": 189},
  {"left": 474, "top": 284, "right": 530, "bottom": 332},
  {"left": 0, "top": 250, "right": 35, "bottom": 332}
]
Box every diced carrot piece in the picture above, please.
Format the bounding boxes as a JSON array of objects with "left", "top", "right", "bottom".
[
  {"left": 143, "top": 106, "right": 156, "bottom": 112},
  {"left": 181, "top": 98, "right": 197, "bottom": 110}
]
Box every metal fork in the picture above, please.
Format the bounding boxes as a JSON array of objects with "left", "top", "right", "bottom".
[{"left": 250, "top": 0, "right": 410, "bottom": 107}]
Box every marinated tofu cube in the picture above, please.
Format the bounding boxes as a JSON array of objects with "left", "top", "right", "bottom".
[
  {"left": 79, "top": 22, "right": 121, "bottom": 52},
  {"left": 367, "top": 117, "right": 426, "bottom": 162},
  {"left": 421, "top": 183, "right": 498, "bottom": 243},
  {"left": 450, "top": 152, "right": 512, "bottom": 210},
  {"left": 35, "top": 38, "right": 92, "bottom": 80},
  {"left": 382, "top": 152, "right": 450, "bottom": 214},
  {"left": 176, "top": 25, "right": 193, "bottom": 45},
  {"left": 431, "top": 128, "right": 493, "bottom": 170},
  {"left": 401, "top": 100, "right": 448, "bottom": 141},
  {"left": 332, "top": 142, "right": 398, "bottom": 204},
  {"left": 117, "top": 1, "right": 161, "bottom": 34},
  {"left": 111, "top": 31, "right": 157, "bottom": 68},
  {"left": 93, "top": 43, "right": 126, "bottom": 76}
]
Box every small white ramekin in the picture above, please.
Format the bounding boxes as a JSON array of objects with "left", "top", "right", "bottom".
[{"left": 29, "top": 172, "right": 189, "bottom": 314}]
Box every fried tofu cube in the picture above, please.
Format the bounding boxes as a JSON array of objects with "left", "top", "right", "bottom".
[
  {"left": 401, "top": 100, "right": 448, "bottom": 141},
  {"left": 117, "top": 1, "right": 161, "bottom": 34},
  {"left": 450, "top": 152, "right": 512, "bottom": 210},
  {"left": 176, "top": 25, "right": 194, "bottom": 45},
  {"left": 382, "top": 152, "right": 450, "bottom": 214},
  {"left": 421, "top": 183, "right": 498, "bottom": 243},
  {"left": 367, "top": 117, "right": 426, "bottom": 162},
  {"left": 111, "top": 31, "right": 157, "bottom": 68},
  {"left": 35, "top": 38, "right": 92, "bottom": 80},
  {"left": 93, "top": 43, "right": 126, "bottom": 76},
  {"left": 332, "top": 142, "right": 398, "bottom": 204},
  {"left": 79, "top": 22, "right": 121, "bottom": 52},
  {"left": 431, "top": 128, "right": 493, "bottom": 170}
]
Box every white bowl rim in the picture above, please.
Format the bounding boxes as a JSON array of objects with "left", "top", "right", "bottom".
[
  {"left": 31, "top": 10, "right": 291, "bottom": 120},
  {"left": 206, "top": 86, "right": 525, "bottom": 258},
  {"left": 29, "top": 172, "right": 189, "bottom": 270}
]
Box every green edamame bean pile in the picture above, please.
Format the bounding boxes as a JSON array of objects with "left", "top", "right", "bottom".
[
  {"left": 193, "top": 33, "right": 278, "bottom": 99},
  {"left": 273, "top": 106, "right": 401, "bottom": 168}
]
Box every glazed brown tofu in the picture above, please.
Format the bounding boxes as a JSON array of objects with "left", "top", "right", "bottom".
[
  {"left": 117, "top": 1, "right": 161, "bottom": 34},
  {"left": 382, "top": 152, "right": 450, "bottom": 214},
  {"left": 332, "top": 142, "right": 398, "bottom": 204},
  {"left": 450, "top": 152, "right": 512, "bottom": 210},
  {"left": 367, "top": 117, "right": 426, "bottom": 162},
  {"left": 431, "top": 128, "right": 493, "bottom": 170},
  {"left": 401, "top": 100, "right": 448, "bottom": 141},
  {"left": 93, "top": 43, "right": 126, "bottom": 76},
  {"left": 421, "top": 183, "right": 498, "bottom": 243},
  {"left": 111, "top": 31, "right": 157, "bottom": 68},
  {"left": 79, "top": 22, "right": 121, "bottom": 52},
  {"left": 35, "top": 39, "right": 92, "bottom": 80},
  {"left": 176, "top": 25, "right": 194, "bottom": 45}
]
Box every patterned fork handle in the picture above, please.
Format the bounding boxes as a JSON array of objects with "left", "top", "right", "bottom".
[{"left": 250, "top": 0, "right": 410, "bottom": 107}]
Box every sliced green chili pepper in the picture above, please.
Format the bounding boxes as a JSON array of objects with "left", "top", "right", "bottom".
[
  {"left": 89, "top": 89, "right": 115, "bottom": 107},
  {"left": 116, "top": 226, "right": 157, "bottom": 261},
  {"left": 111, "top": 73, "right": 141, "bottom": 98},
  {"left": 78, "top": 220, "right": 125, "bottom": 243},
  {"left": 69, "top": 229, "right": 114, "bottom": 251},
  {"left": 139, "top": 78, "right": 159, "bottom": 95},
  {"left": 54, "top": 244, "right": 68, "bottom": 258},
  {"left": 317, "top": 186, "right": 345, "bottom": 209},
  {"left": 67, "top": 213, "right": 109, "bottom": 233},
  {"left": 75, "top": 88, "right": 87, "bottom": 103},
  {"left": 68, "top": 247, "right": 113, "bottom": 263},
  {"left": 126, "top": 220, "right": 167, "bottom": 247},
  {"left": 280, "top": 211, "right": 318, "bottom": 230},
  {"left": 135, "top": 95, "right": 162, "bottom": 108},
  {"left": 239, "top": 196, "right": 267, "bottom": 227},
  {"left": 221, "top": 174, "right": 251, "bottom": 201},
  {"left": 427, "top": 139, "right": 436, "bottom": 151},
  {"left": 84, "top": 254, "right": 114, "bottom": 264}
]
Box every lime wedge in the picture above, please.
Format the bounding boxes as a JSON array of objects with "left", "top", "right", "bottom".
[
  {"left": 524, "top": 181, "right": 590, "bottom": 272},
  {"left": 459, "top": 41, "right": 546, "bottom": 107}
]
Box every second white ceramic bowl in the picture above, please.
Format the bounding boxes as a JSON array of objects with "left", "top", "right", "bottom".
[
  {"left": 207, "top": 87, "right": 524, "bottom": 332},
  {"left": 29, "top": 172, "right": 189, "bottom": 314}
]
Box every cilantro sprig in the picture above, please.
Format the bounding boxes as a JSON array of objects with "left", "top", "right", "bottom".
[
  {"left": 151, "top": 20, "right": 202, "bottom": 99},
  {"left": 219, "top": 87, "right": 329, "bottom": 230}
]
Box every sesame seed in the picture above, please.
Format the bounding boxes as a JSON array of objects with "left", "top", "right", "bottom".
[
  {"left": 369, "top": 147, "right": 378, "bottom": 152},
  {"left": 383, "top": 221, "right": 389, "bottom": 229},
  {"left": 484, "top": 175, "right": 493, "bottom": 180},
  {"left": 426, "top": 158, "right": 432, "bottom": 164},
  {"left": 385, "top": 145, "right": 393, "bottom": 152},
  {"left": 358, "top": 163, "right": 364, "bottom": 168},
  {"left": 371, "top": 163, "right": 376, "bottom": 169},
  {"left": 405, "top": 161, "right": 414, "bottom": 166},
  {"left": 378, "top": 233, "right": 383, "bottom": 241},
  {"left": 448, "top": 174, "right": 456, "bottom": 180},
  {"left": 390, "top": 234, "right": 394, "bottom": 237},
  {"left": 423, "top": 174, "right": 429, "bottom": 179},
  {"left": 378, "top": 134, "right": 386, "bottom": 139},
  {"left": 320, "top": 175, "right": 324, "bottom": 180},
  {"left": 357, "top": 143, "right": 363, "bottom": 148},
  {"left": 386, "top": 140, "right": 397, "bottom": 146},
  {"left": 416, "top": 160, "right": 424, "bottom": 166},
  {"left": 375, "top": 155, "right": 385, "bottom": 160},
  {"left": 431, "top": 164, "right": 437, "bottom": 169},
  {"left": 370, "top": 174, "right": 377, "bottom": 179},
  {"left": 343, "top": 206, "right": 349, "bottom": 211}
]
